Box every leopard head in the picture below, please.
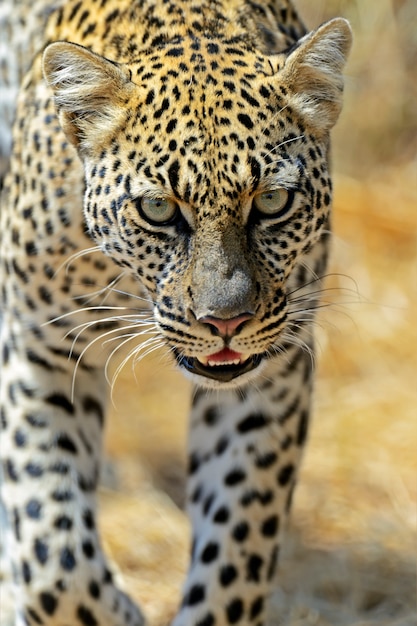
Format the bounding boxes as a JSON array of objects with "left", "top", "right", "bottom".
[{"left": 43, "top": 18, "right": 351, "bottom": 387}]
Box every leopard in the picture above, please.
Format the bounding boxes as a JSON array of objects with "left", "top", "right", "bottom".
[{"left": 0, "top": 1, "right": 352, "bottom": 624}]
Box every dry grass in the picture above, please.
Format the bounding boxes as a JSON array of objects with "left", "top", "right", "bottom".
[{"left": 101, "top": 1, "right": 416, "bottom": 624}]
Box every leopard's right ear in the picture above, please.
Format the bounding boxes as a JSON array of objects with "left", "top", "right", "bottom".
[{"left": 43, "top": 42, "right": 135, "bottom": 154}]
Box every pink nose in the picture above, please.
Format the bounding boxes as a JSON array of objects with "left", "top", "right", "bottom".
[{"left": 198, "top": 313, "right": 253, "bottom": 337}]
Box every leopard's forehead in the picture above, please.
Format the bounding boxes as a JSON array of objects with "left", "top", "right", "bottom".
[
  {"left": 105, "top": 38, "right": 307, "bottom": 214},
  {"left": 134, "top": 36, "right": 273, "bottom": 78}
]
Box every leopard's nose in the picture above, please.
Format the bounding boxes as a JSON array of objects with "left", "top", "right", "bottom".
[{"left": 198, "top": 313, "right": 253, "bottom": 338}]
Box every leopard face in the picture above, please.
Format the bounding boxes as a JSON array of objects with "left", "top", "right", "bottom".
[{"left": 43, "top": 21, "right": 351, "bottom": 387}]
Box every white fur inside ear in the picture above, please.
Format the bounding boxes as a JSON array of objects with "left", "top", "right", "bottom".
[
  {"left": 282, "top": 18, "right": 352, "bottom": 133},
  {"left": 43, "top": 42, "right": 134, "bottom": 152}
]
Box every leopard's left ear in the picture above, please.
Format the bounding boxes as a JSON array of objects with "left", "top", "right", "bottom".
[
  {"left": 277, "top": 18, "right": 352, "bottom": 135},
  {"left": 43, "top": 42, "right": 135, "bottom": 154}
]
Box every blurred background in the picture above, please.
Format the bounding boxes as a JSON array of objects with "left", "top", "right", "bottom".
[{"left": 102, "top": 1, "right": 416, "bottom": 624}]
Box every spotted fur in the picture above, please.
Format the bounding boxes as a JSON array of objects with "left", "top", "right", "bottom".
[{"left": 0, "top": 1, "right": 352, "bottom": 624}]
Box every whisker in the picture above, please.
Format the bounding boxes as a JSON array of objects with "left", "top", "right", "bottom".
[
  {"left": 53, "top": 246, "right": 101, "bottom": 278},
  {"left": 287, "top": 272, "right": 361, "bottom": 298},
  {"left": 64, "top": 314, "right": 156, "bottom": 359},
  {"left": 105, "top": 333, "right": 159, "bottom": 387},
  {"left": 72, "top": 272, "right": 128, "bottom": 306},
  {"left": 108, "top": 337, "right": 165, "bottom": 399},
  {"left": 42, "top": 305, "right": 148, "bottom": 327},
  {"left": 106, "top": 285, "right": 154, "bottom": 307}
]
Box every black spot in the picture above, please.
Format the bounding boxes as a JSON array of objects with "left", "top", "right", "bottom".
[
  {"left": 52, "top": 489, "right": 73, "bottom": 502},
  {"left": 145, "top": 89, "right": 155, "bottom": 104},
  {"left": 232, "top": 521, "right": 249, "bottom": 542},
  {"left": 297, "top": 409, "right": 309, "bottom": 445},
  {"left": 247, "top": 136, "right": 255, "bottom": 150},
  {"left": 5, "top": 458, "right": 18, "bottom": 481},
  {"left": 39, "top": 286, "right": 52, "bottom": 305},
  {"left": 22, "top": 560, "right": 32, "bottom": 584},
  {"left": 184, "top": 584, "right": 205, "bottom": 606},
  {"left": 197, "top": 613, "right": 215, "bottom": 626},
  {"left": 236, "top": 413, "right": 267, "bottom": 433},
  {"left": 277, "top": 463, "right": 295, "bottom": 486},
  {"left": 12, "top": 508, "right": 21, "bottom": 540},
  {"left": 267, "top": 545, "right": 279, "bottom": 580},
  {"left": 56, "top": 433, "right": 78, "bottom": 454},
  {"left": 259, "top": 85, "right": 271, "bottom": 99},
  {"left": 219, "top": 564, "right": 238, "bottom": 587},
  {"left": 103, "top": 568, "right": 113, "bottom": 584},
  {"left": 215, "top": 436, "right": 229, "bottom": 455},
  {"left": 246, "top": 554, "right": 263, "bottom": 582},
  {"left": 88, "top": 580, "right": 100, "bottom": 599},
  {"left": 26, "top": 413, "right": 48, "bottom": 428},
  {"left": 27, "top": 607, "right": 44, "bottom": 624},
  {"left": 223, "top": 80, "right": 236, "bottom": 93},
  {"left": 207, "top": 42, "right": 219, "bottom": 54},
  {"left": 203, "top": 493, "right": 215, "bottom": 515},
  {"left": 77, "top": 605, "right": 98, "bottom": 626},
  {"left": 25, "top": 241, "right": 37, "bottom": 256},
  {"left": 237, "top": 113, "right": 253, "bottom": 129},
  {"left": 166, "top": 118, "right": 177, "bottom": 133},
  {"left": 255, "top": 451, "right": 277, "bottom": 469},
  {"left": 261, "top": 514, "right": 279, "bottom": 537},
  {"left": 2, "top": 342, "right": 10, "bottom": 365},
  {"left": 213, "top": 506, "right": 229, "bottom": 523},
  {"left": 26, "top": 499, "right": 42, "bottom": 519},
  {"left": 259, "top": 489, "right": 274, "bottom": 505},
  {"left": 49, "top": 462, "right": 69, "bottom": 475},
  {"left": 226, "top": 598, "right": 244, "bottom": 624},
  {"left": 45, "top": 393, "right": 74, "bottom": 415},
  {"left": 60, "top": 547, "right": 76, "bottom": 571},
  {"left": 191, "top": 484, "right": 202, "bottom": 503},
  {"left": 26, "top": 349, "right": 54, "bottom": 371},
  {"left": 167, "top": 160, "right": 180, "bottom": 195},
  {"left": 39, "top": 591, "right": 58, "bottom": 616},
  {"left": 162, "top": 295, "right": 173, "bottom": 309},
  {"left": 249, "top": 157, "right": 261, "bottom": 191},
  {"left": 154, "top": 97, "right": 170, "bottom": 119},
  {"left": 201, "top": 542, "right": 219, "bottom": 564},
  {"left": 34, "top": 538, "right": 49, "bottom": 565},
  {"left": 82, "top": 540, "right": 95, "bottom": 559},
  {"left": 14, "top": 428, "right": 27, "bottom": 447},
  {"left": 54, "top": 515, "right": 73, "bottom": 530},
  {"left": 82, "top": 396, "right": 104, "bottom": 424},
  {"left": 286, "top": 482, "right": 295, "bottom": 512},
  {"left": 240, "top": 88, "right": 259, "bottom": 107},
  {"left": 224, "top": 468, "right": 246, "bottom": 486},
  {"left": 250, "top": 596, "right": 264, "bottom": 620},
  {"left": 166, "top": 46, "right": 184, "bottom": 57},
  {"left": 189, "top": 452, "right": 200, "bottom": 475},
  {"left": 203, "top": 406, "right": 220, "bottom": 426}
]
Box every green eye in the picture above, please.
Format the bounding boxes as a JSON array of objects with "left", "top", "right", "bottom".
[
  {"left": 138, "top": 196, "right": 178, "bottom": 225},
  {"left": 253, "top": 189, "right": 291, "bottom": 219}
]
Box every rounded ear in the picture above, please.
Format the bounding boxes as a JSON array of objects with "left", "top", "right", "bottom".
[
  {"left": 276, "top": 18, "right": 353, "bottom": 134},
  {"left": 43, "top": 42, "right": 135, "bottom": 154}
]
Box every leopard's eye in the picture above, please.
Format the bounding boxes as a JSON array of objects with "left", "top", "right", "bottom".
[
  {"left": 138, "top": 196, "right": 179, "bottom": 225},
  {"left": 253, "top": 189, "right": 292, "bottom": 220}
]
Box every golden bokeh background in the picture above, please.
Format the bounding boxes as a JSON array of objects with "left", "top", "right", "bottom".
[{"left": 31, "top": 1, "right": 414, "bottom": 624}]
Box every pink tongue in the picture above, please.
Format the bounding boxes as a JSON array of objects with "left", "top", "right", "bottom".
[{"left": 208, "top": 347, "right": 242, "bottom": 363}]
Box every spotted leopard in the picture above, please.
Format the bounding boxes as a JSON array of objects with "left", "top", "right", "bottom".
[{"left": 0, "top": 1, "right": 352, "bottom": 624}]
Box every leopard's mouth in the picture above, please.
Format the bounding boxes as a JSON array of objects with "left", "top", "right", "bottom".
[{"left": 176, "top": 347, "right": 263, "bottom": 383}]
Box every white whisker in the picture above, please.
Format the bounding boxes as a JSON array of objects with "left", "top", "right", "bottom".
[
  {"left": 53, "top": 246, "right": 101, "bottom": 278},
  {"left": 72, "top": 272, "right": 127, "bottom": 306}
]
